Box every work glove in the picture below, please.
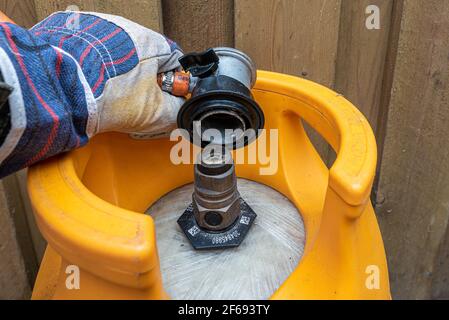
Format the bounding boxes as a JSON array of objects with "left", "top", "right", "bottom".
[{"left": 0, "top": 11, "right": 183, "bottom": 177}]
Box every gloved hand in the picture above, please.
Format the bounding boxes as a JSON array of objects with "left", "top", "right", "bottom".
[
  {"left": 0, "top": 11, "right": 184, "bottom": 177},
  {"left": 36, "top": 11, "right": 185, "bottom": 136}
]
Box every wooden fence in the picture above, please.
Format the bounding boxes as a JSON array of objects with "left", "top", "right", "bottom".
[{"left": 0, "top": 0, "right": 448, "bottom": 299}]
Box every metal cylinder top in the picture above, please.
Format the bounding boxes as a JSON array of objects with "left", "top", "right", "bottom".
[{"left": 214, "top": 47, "right": 257, "bottom": 89}]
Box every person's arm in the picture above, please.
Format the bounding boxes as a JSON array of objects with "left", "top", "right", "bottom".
[{"left": 0, "top": 10, "right": 183, "bottom": 178}]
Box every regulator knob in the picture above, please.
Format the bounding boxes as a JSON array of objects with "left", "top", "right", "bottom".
[{"left": 179, "top": 48, "right": 219, "bottom": 78}]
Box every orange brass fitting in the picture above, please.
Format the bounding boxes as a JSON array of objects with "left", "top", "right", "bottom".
[{"left": 157, "top": 71, "right": 191, "bottom": 97}]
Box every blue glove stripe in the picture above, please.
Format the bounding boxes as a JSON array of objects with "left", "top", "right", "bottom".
[
  {"left": 31, "top": 12, "right": 139, "bottom": 98},
  {"left": 0, "top": 22, "right": 89, "bottom": 177}
]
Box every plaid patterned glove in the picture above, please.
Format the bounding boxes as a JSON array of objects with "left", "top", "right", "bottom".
[{"left": 0, "top": 11, "right": 183, "bottom": 177}]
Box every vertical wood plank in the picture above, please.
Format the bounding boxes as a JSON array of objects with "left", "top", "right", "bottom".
[
  {"left": 334, "top": 0, "right": 393, "bottom": 134},
  {"left": 162, "top": 0, "right": 234, "bottom": 52},
  {"left": 0, "top": 0, "right": 39, "bottom": 299},
  {"left": 375, "top": 0, "right": 449, "bottom": 299},
  {"left": 0, "top": 180, "right": 31, "bottom": 299},
  {"left": 235, "top": 0, "right": 341, "bottom": 164},
  {"left": 374, "top": 0, "right": 404, "bottom": 168},
  {"left": 0, "top": 0, "right": 38, "bottom": 28},
  {"left": 34, "top": 0, "right": 163, "bottom": 31},
  {"left": 15, "top": 170, "right": 47, "bottom": 262},
  {"left": 235, "top": 0, "right": 340, "bottom": 87}
]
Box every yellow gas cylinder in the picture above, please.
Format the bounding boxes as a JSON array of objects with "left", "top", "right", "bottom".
[{"left": 28, "top": 71, "right": 391, "bottom": 300}]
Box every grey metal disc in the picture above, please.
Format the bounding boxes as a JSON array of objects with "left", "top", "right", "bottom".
[{"left": 145, "top": 178, "right": 305, "bottom": 300}]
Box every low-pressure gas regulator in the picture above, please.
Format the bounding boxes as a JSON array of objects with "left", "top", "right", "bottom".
[
  {"left": 158, "top": 47, "right": 264, "bottom": 250},
  {"left": 158, "top": 47, "right": 264, "bottom": 149}
]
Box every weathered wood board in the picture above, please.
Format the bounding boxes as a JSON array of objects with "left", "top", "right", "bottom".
[
  {"left": 235, "top": 0, "right": 341, "bottom": 87},
  {"left": 334, "top": 0, "right": 394, "bottom": 135},
  {"left": 162, "top": 0, "right": 234, "bottom": 52},
  {"left": 235, "top": 0, "right": 342, "bottom": 165},
  {"left": 0, "top": 0, "right": 37, "bottom": 28},
  {"left": 376, "top": 0, "right": 449, "bottom": 299},
  {"left": 0, "top": 179, "right": 31, "bottom": 299},
  {"left": 34, "top": 0, "right": 163, "bottom": 31}
]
